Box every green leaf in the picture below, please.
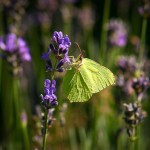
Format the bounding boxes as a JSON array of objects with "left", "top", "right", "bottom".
[{"left": 63, "top": 58, "right": 115, "bottom": 102}]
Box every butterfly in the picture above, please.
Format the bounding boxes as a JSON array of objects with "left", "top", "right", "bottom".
[{"left": 62, "top": 45, "right": 115, "bottom": 102}]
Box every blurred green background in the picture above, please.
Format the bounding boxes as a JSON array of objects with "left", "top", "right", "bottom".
[{"left": 0, "top": 0, "right": 150, "bottom": 149}]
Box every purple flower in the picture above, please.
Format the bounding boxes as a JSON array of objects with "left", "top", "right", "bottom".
[
  {"left": 0, "top": 34, "right": 16, "bottom": 52},
  {"left": 0, "top": 33, "right": 31, "bottom": 61},
  {"left": 47, "top": 108, "right": 56, "bottom": 127},
  {"left": 56, "top": 56, "right": 71, "bottom": 72},
  {"left": 41, "top": 48, "right": 50, "bottom": 60},
  {"left": 41, "top": 31, "right": 71, "bottom": 73},
  {"left": 44, "top": 79, "right": 51, "bottom": 87},
  {"left": 0, "top": 33, "right": 31, "bottom": 76},
  {"left": 123, "top": 102, "right": 146, "bottom": 129},
  {"left": 49, "top": 43, "right": 58, "bottom": 55},
  {"left": 22, "top": 52, "right": 31, "bottom": 61},
  {"left": 21, "top": 111, "right": 27, "bottom": 126},
  {"left": 51, "top": 31, "right": 63, "bottom": 43},
  {"left": 56, "top": 56, "right": 69, "bottom": 69},
  {"left": 132, "top": 75, "right": 149, "bottom": 101},
  {"left": 41, "top": 48, "right": 52, "bottom": 71},
  {"left": 40, "top": 79, "right": 58, "bottom": 109},
  {"left": 0, "top": 38, "right": 6, "bottom": 50},
  {"left": 138, "top": 3, "right": 150, "bottom": 18},
  {"left": 117, "top": 56, "right": 137, "bottom": 74},
  {"left": 59, "top": 35, "right": 71, "bottom": 48},
  {"left": 106, "top": 19, "right": 128, "bottom": 47},
  {"left": 6, "top": 34, "right": 17, "bottom": 52},
  {"left": 51, "top": 31, "right": 71, "bottom": 56}
]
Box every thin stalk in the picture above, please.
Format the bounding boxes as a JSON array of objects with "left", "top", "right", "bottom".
[
  {"left": 99, "top": 0, "right": 111, "bottom": 64},
  {"left": 60, "top": 126, "right": 65, "bottom": 150},
  {"left": 136, "top": 124, "right": 140, "bottom": 150},
  {"left": 131, "top": 141, "right": 135, "bottom": 150},
  {"left": 42, "top": 73, "right": 54, "bottom": 150},
  {"left": 138, "top": 18, "right": 147, "bottom": 67},
  {"left": 42, "top": 109, "right": 48, "bottom": 150},
  {"left": 0, "top": 10, "right": 3, "bottom": 89},
  {"left": 13, "top": 78, "right": 30, "bottom": 149},
  {"left": 136, "top": 17, "right": 147, "bottom": 150},
  {"left": 22, "top": 125, "right": 30, "bottom": 150},
  {"left": 0, "top": 59, "right": 1, "bottom": 90},
  {"left": 13, "top": 77, "right": 20, "bottom": 126}
]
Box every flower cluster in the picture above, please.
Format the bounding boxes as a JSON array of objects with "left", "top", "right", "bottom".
[
  {"left": 0, "top": 33, "right": 31, "bottom": 76},
  {"left": 117, "top": 56, "right": 137, "bottom": 75},
  {"left": 40, "top": 79, "right": 58, "bottom": 109},
  {"left": 106, "top": 19, "right": 128, "bottom": 47},
  {"left": 40, "top": 31, "right": 71, "bottom": 147},
  {"left": 138, "top": 2, "right": 150, "bottom": 18},
  {"left": 123, "top": 102, "right": 146, "bottom": 140},
  {"left": 33, "top": 106, "right": 56, "bottom": 146},
  {"left": 116, "top": 56, "right": 138, "bottom": 97},
  {"left": 115, "top": 54, "right": 149, "bottom": 141},
  {"left": 132, "top": 75, "right": 149, "bottom": 101},
  {"left": 41, "top": 31, "right": 71, "bottom": 72},
  {"left": 41, "top": 108, "right": 56, "bottom": 135}
]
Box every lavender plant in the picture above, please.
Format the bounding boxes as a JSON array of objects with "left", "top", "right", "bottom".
[
  {"left": 116, "top": 57, "right": 149, "bottom": 141},
  {"left": 0, "top": 33, "right": 31, "bottom": 76},
  {"left": 40, "top": 31, "right": 71, "bottom": 150},
  {"left": 0, "top": 33, "right": 31, "bottom": 149},
  {"left": 115, "top": 2, "right": 150, "bottom": 149},
  {"left": 106, "top": 19, "right": 128, "bottom": 47},
  {"left": 104, "top": 19, "right": 128, "bottom": 67}
]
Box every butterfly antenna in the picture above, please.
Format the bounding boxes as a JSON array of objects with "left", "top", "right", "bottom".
[{"left": 74, "top": 42, "right": 82, "bottom": 54}]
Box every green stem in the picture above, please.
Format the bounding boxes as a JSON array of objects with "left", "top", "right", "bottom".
[
  {"left": 99, "top": 0, "right": 111, "bottom": 64},
  {"left": 61, "top": 126, "right": 65, "bottom": 150},
  {"left": 138, "top": 18, "right": 147, "bottom": 67},
  {"left": 42, "top": 73, "right": 54, "bottom": 150},
  {"left": 22, "top": 125, "right": 30, "bottom": 150},
  {"left": 131, "top": 141, "right": 135, "bottom": 150},
  {"left": 0, "top": 59, "right": 1, "bottom": 91},
  {"left": 136, "top": 17, "right": 147, "bottom": 150},
  {"left": 13, "top": 78, "right": 30, "bottom": 149},
  {"left": 42, "top": 109, "right": 48, "bottom": 150},
  {"left": 13, "top": 77, "right": 20, "bottom": 126},
  {"left": 136, "top": 125, "right": 140, "bottom": 150}
]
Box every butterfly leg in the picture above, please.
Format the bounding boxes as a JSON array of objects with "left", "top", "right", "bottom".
[{"left": 68, "top": 56, "right": 75, "bottom": 62}]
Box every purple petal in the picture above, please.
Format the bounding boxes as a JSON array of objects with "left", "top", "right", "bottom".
[
  {"left": 44, "top": 79, "right": 51, "bottom": 87},
  {"left": 52, "top": 80, "right": 56, "bottom": 86},
  {"left": 6, "top": 33, "right": 17, "bottom": 52},
  {"left": 22, "top": 52, "right": 32, "bottom": 61},
  {"left": 40, "top": 94, "right": 44, "bottom": 100},
  {"left": 18, "top": 37, "right": 26, "bottom": 48},
  {"left": 41, "top": 48, "right": 50, "bottom": 59},
  {"left": 0, "top": 37, "right": 6, "bottom": 50}
]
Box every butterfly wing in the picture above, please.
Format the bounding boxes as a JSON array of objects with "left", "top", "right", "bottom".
[
  {"left": 62, "top": 68, "right": 92, "bottom": 102},
  {"left": 80, "top": 58, "right": 115, "bottom": 93},
  {"left": 62, "top": 58, "right": 115, "bottom": 102}
]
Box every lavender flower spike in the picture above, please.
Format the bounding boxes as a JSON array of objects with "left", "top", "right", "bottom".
[
  {"left": 0, "top": 33, "right": 31, "bottom": 61},
  {"left": 42, "top": 31, "right": 71, "bottom": 73},
  {"left": 40, "top": 79, "right": 58, "bottom": 109},
  {"left": 51, "top": 31, "right": 63, "bottom": 43},
  {"left": 0, "top": 33, "right": 31, "bottom": 76},
  {"left": 106, "top": 19, "right": 128, "bottom": 47},
  {"left": 132, "top": 75, "right": 149, "bottom": 101},
  {"left": 138, "top": 3, "right": 150, "bottom": 18}
]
